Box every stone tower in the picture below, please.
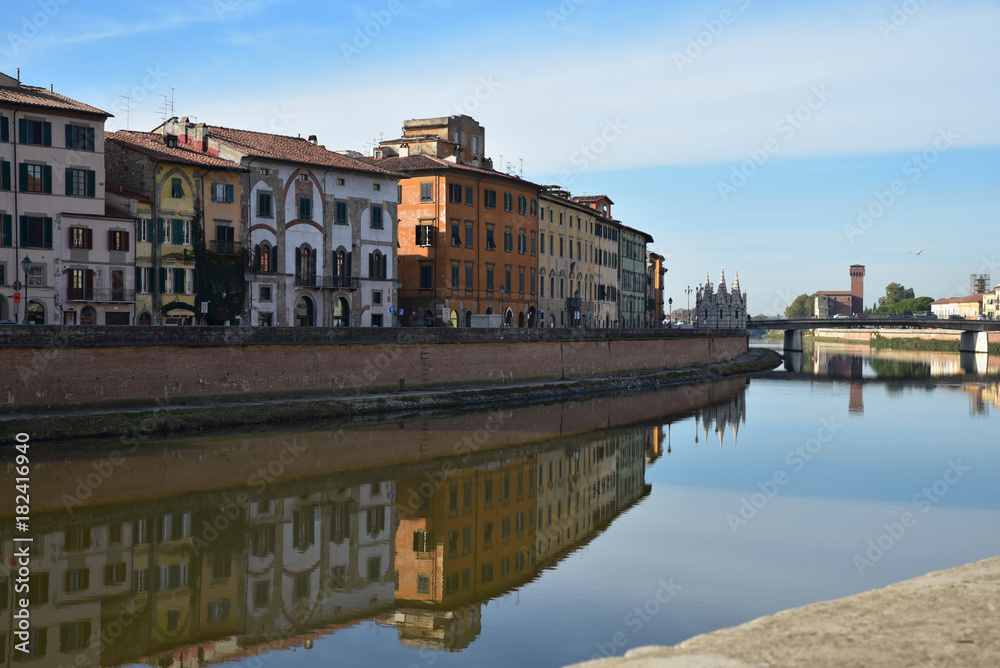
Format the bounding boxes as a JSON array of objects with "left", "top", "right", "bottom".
[{"left": 850, "top": 265, "right": 865, "bottom": 315}]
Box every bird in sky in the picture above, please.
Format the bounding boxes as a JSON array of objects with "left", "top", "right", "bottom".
[{"left": 910, "top": 249, "right": 925, "bottom": 255}]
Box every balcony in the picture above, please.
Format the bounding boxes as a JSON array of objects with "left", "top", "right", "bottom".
[
  {"left": 294, "top": 275, "right": 359, "bottom": 290},
  {"left": 66, "top": 287, "right": 136, "bottom": 303},
  {"left": 209, "top": 240, "right": 241, "bottom": 254},
  {"left": 566, "top": 297, "right": 582, "bottom": 312}
]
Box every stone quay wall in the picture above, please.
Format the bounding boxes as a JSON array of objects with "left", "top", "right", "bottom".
[{"left": 0, "top": 326, "right": 749, "bottom": 412}]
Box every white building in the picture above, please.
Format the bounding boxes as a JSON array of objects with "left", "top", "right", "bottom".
[
  {"left": 0, "top": 71, "right": 120, "bottom": 324},
  {"left": 160, "top": 119, "right": 403, "bottom": 326}
]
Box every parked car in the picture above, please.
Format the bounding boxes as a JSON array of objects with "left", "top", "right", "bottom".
[
  {"left": 977, "top": 314, "right": 989, "bottom": 321},
  {"left": 833, "top": 314, "right": 851, "bottom": 319},
  {"left": 948, "top": 315, "right": 965, "bottom": 320},
  {"left": 853, "top": 313, "right": 868, "bottom": 319}
]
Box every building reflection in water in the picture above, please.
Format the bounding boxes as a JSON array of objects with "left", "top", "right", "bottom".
[{"left": 0, "top": 382, "right": 749, "bottom": 667}]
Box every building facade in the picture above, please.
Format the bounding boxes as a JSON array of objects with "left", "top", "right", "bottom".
[
  {"left": 538, "top": 189, "right": 617, "bottom": 328},
  {"left": 695, "top": 268, "right": 747, "bottom": 328},
  {"left": 647, "top": 251, "right": 666, "bottom": 326},
  {"left": 930, "top": 294, "right": 984, "bottom": 318},
  {"left": 160, "top": 119, "right": 402, "bottom": 327},
  {"left": 0, "top": 71, "right": 122, "bottom": 325},
  {"left": 619, "top": 225, "right": 653, "bottom": 328},
  {"left": 814, "top": 264, "right": 865, "bottom": 317},
  {"left": 373, "top": 116, "right": 540, "bottom": 327}
]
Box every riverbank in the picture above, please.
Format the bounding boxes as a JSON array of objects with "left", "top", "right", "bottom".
[
  {"left": 766, "top": 327, "right": 1000, "bottom": 353},
  {"left": 566, "top": 554, "right": 1000, "bottom": 668},
  {"left": 0, "top": 347, "right": 781, "bottom": 443}
]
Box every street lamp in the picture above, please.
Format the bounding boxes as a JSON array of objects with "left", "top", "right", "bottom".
[
  {"left": 499, "top": 285, "right": 505, "bottom": 327},
  {"left": 685, "top": 285, "right": 692, "bottom": 324},
  {"left": 668, "top": 297, "right": 673, "bottom": 328},
  {"left": 21, "top": 256, "right": 32, "bottom": 325},
  {"left": 244, "top": 269, "right": 253, "bottom": 327}
]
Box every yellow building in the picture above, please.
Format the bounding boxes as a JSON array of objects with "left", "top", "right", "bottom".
[
  {"left": 106, "top": 131, "right": 247, "bottom": 324},
  {"left": 930, "top": 294, "right": 984, "bottom": 319},
  {"left": 982, "top": 286, "right": 1000, "bottom": 320}
]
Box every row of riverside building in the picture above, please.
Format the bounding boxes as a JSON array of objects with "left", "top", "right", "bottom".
[{"left": 0, "top": 73, "right": 666, "bottom": 327}]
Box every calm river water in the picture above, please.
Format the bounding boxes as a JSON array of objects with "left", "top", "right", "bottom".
[{"left": 2, "top": 341, "right": 999, "bottom": 667}]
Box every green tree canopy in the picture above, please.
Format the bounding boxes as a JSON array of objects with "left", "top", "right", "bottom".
[
  {"left": 785, "top": 293, "right": 814, "bottom": 318},
  {"left": 878, "top": 282, "right": 916, "bottom": 308},
  {"left": 872, "top": 296, "right": 935, "bottom": 315}
]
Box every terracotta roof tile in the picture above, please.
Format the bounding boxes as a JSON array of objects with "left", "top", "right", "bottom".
[
  {"left": 205, "top": 125, "right": 403, "bottom": 177},
  {"left": 107, "top": 131, "right": 248, "bottom": 171},
  {"left": 364, "top": 154, "right": 541, "bottom": 188},
  {"left": 104, "top": 203, "right": 136, "bottom": 220},
  {"left": 572, "top": 194, "right": 614, "bottom": 204},
  {"left": 106, "top": 181, "right": 152, "bottom": 202},
  {"left": 0, "top": 83, "right": 111, "bottom": 117},
  {"left": 932, "top": 294, "right": 984, "bottom": 304}
]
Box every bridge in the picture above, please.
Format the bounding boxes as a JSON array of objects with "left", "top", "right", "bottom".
[{"left": 751, "top": 317, "right": 1000, "bottom": 353}]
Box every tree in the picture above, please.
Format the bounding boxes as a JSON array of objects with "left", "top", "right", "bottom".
[
  {"left": 785, "top": 293, "right": 814, "bottom": 318},
  {"left": 878, "top": 282, "right": 915, "bottom": 308},
  {"left": 872, "top": 296, "right": 935, "bottom": 316}
]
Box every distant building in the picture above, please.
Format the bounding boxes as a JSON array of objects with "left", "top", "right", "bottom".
[
  {"left": 695, "top": 268, "right": 746, "bottom": 329},
  {"left": 814, "top": 264, "right": 865, "bottom": 317},
  {"left": 647, "top": 251, "right": 666, "bottom": 325},
  {"left": 930, "top": 294, "right": 984, "bottom": 319}
]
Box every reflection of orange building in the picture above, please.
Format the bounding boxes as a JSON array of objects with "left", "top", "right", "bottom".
[
  {"left": 371, "top": 115, "right": 541, "bottom": 327},
  {"left": 395, "top": 456, "right": 537, "bottom": 609}
]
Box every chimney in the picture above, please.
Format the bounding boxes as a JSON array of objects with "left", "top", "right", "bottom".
[{"left": 308, "top": 135, "right": 318, "bottom": 145}]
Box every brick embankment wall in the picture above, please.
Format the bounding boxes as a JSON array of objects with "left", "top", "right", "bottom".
[{"left": 0, "top": 326, "right": 748, "bottom": 412}]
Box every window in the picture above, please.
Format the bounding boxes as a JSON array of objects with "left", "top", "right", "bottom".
[
  {"left": 254, "top": 242, "right": 276, "bottom": 273},
  {"left": 466, "top": 185, "right": 474, "bottom": 205},
  {"left": 369, "top": 203, "right": 384, "bottom": 229},
  {"left": 105, "top": 562, "right": 127, "bottom": 585},
  {"left": 337, "top": 177, "right": 345, "bottom": 186},
  {"left": 70, "top": 227, "right": 92, "bottom": 249},
  {"left": 65, "top": 568, "right": 90, "bottom": 592},
  {"left": 486, "top": 226, "right": 496, "bottom": 250},
  {"left": 298, "top": 172, "right": 309, "bottom": 181},
  {"left": 486, "top": 264, "right": 494, "bottom": 291},
  {"left": 66, "top": 167, "right": 95, "bottom": 197},
  {"left": 484, "top": 189, "right": 497, "bottom": 209},
  {"left": 449, "top": 183, "right": 462, "bottom": 202},
  {"left": 481, "top": 563, "right": 494, "bottom": 583},
  {"left": 66, "top": 124, "right": 95, "bottom": 151},
  {"left": 420, "top": 181, "right": 433, "bottom": 202},
  {"left": 259, "top": 285, "right": 272, "bottom": 301},
  {"left": 298, "top": 196, "right": 311, "bottom": 220},
  {"left": 530, "top": 199, "right": 538, "bottom": 217},
  {"left": 20, "top": 118, "right": 51, "bottom": 146},
  {"left": 518, "top": 195, "right": 527, "bottom": 215},
  {"left": 173, "top": 268, "right": 185, "bottom": 294},
  {"left": 257, "top": 191, "right": 273, "bottom": 217},
  {"left": 171, "top": 178, "right": 183, "bottom": 198},
  {"left": 503, "top": 192, "right": 513, "bottom": 212},
  {"left": 417, "top": 574, "right": 430, "bottom": 595},
  {"left": 372, "top": 182, "right": 381, "bottom": 191},
  {"left": 539, "top": 234, "right": 545, "bottom": 254},
  {"left": 367, "top": 556, "right": 381, "bottom": 583},
  {"left": 530, "top": 269, "right": 536, "bottom": 293},
  {"left": 419, "top": 264, "right": 433, "bottom": 289},
  {"left": 465, "top": 263, "right": 473, "bottom": 290},
  {"left": 254, "top": 580, "right": 271, "bottom": 608},
  {"left": 416, "top": 223, "right": 434, "bottom": 246},
  {"left": 373, "top": 290, "right": 382, "bottom": 305},
  {"left": 518, "top": 232, "right": 527, "bottom": 254},
  {"left": 519, "top": 267, "right": 525, "bottom": 293},
  {"left": 21, "top": 216, "right": 53, "bottom": 249},
  {"left": 504, "top": 228, "right": 513, "bottom": 252},
  {"left": 369, "top": 250, "right": 387, "bottom": 279},
  {"left": 465, "top": 222, "right": 473, "bottom": 248},
  {"left": 22, "top": 163, "right": 44, "bottom": 192},
  {"left": 559, "top": 237, "right": 564, "bottom": 257},
  {"left": 451, "top": 221, "right": 461, "bottom": 245},
  {"left": 109, "top": 229, "right": 129, "bottom": 252},
  {"left": 451, "top": 263, "right": 460, "bottom": 289},
  {"left": 138, "top": 219, "right": 149, "bottom": 242},
  {"left": 211, "top": 182, "right": 234, "bottom": 202},
  {"left": 413, "top": 530, "right": 432, "bottom": 552},
  {"left": 335, "top": 200, "right": 348, "bottom": 225},
  {"left": 483, "top": 521, "right": 493, "bottom": 546},
  {"left": 505, "top": 266, "right": 511, "bottom": 293}
]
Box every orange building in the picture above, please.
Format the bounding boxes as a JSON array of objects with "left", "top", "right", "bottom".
[{"left": 370, "top": 116, "right": 541, "bottom": 327}]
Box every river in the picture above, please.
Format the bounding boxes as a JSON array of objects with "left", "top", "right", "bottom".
[{"left": 2, "top": 341, "right": 999, "bottom": 667}]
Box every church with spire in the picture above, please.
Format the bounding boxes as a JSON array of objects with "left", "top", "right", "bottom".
[{"left": 695, "top": 268, "right": 747, "bottom": 329}]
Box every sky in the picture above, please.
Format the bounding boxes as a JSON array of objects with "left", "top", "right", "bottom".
[{"left": 3, "top": 0, "right": 997, "bottom": 314}]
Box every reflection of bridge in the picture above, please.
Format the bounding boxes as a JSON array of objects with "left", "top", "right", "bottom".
[{"left": 753, "top": 317, "right": 999, "bottom": 353}]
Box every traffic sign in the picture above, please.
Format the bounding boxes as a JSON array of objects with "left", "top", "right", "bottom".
[
  {"left": 12, "top": 280, "right": 22, "bottom": 291},
  {"left": 13, "top": 293, "right": 21, "bottom": 304}
]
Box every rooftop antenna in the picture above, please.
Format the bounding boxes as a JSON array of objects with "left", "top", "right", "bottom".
[
  {"left": 157, "top": 88, "right": 175, "bottom": 123},
  {"left": 519, "top": 157, "right": 523, "bottom": 179},
  {"left": 117, "top": 95, "right": 131, "bottom": 130}
]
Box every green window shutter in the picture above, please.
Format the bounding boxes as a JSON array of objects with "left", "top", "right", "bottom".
[
  {"left": 192, "top": 269, "right": 198, "bottom": 292},
  {"left": 87, "top": 127, "right": 95, "bottom": 151},
  {"left": 159, "top": 268, "right": 167, "bottom": 293},
  {"left": 18, "top": 118, "right": 26, "bottom": 144},
  {"left": 43, "top": 122, "right": 52, "bottom": 147},
  {"left": 65, "top": 167, "right": 74, "bottom": 196},
  {"left": 172, "top": 219, "right": 183, "bottom": 244},
  {"left": 157, "top": 218, "right": 165, "bottom": 243},
  {"left": 225, "top": 184, "right": 234, "bottom": 202},
  {"left": 18, "top": 162, "right": 27, "bottom": 192},
  {"left": 86, "top": 170, "right": 96, "bottom": 198},
  {"left": 1, "top": 116, "right": 8, "bottom": 142},
  {"left": 20, "top": 215, "right": 28, "bottom": 243},
  {"left": 65, "top": 124, "right": 73, "bottom": 149},
  {"left": 1, "top": 214, "right": 12, "bottom": 247},
  {"left": 135, "top": 265, "right": 141, "bottom": 291},
  {"left": 44, "top": 217, "right": 53, "bottom": 249},
  {"left": 174, "top": 268, "right": 185, "bottom": 294},
  {"left": 1, "top": 160, "right": 9, "bottom": 191},
  {"left": 42, "top": 165, "right": 52, "bottom": 194}
]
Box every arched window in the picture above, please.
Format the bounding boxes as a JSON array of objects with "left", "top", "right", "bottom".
[
  {"left": 255, "top": 241, "right": 275, "bottom": 273},
  {"left": 369, "top": 250, "right": 387, "bottom": 279},
  {"left": 333, "top": 297, "right": 350, "bottom": 327},
  {"left": 296, "top": 244, "right": 316, "bottom": 286}
]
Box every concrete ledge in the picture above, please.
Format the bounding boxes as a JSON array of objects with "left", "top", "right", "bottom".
[{"left": 565, "top": 555, "right": 1000, "bottom": 668}]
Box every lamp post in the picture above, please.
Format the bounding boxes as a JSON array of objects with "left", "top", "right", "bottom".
[
  {"left": 21, "top": 256, "right": 32, "bottom": 325},
  {"left": 685, "top": 285, "right": 692, "bottom": 324},
  {"left": 668, "top": 297, "right": 673, "bottom": 328},
  {"left": 244, "top": 269, "right": 253, "bottom": 327}
]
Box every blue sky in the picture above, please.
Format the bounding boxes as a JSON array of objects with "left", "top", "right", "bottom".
[{"left": 4, "top": 0, "right": 997, "bottom": 313}]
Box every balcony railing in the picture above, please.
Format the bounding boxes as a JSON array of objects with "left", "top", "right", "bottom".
[
  {"left": 66, "top": 288, "right": 136, "bottom": 303},
  {"left": 294, "top": 275, "right": 359, "bottom": 290},
  {"left": 209, "top": 240, "right": 241, "bottom": 254}
]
